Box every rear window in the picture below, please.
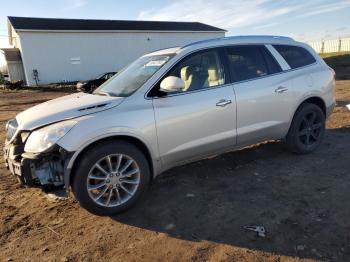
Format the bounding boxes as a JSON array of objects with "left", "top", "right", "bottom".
[{"left": 273, "top": 45, "right": 316, "bottom": 69}]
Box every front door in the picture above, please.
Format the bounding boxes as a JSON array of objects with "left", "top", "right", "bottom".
[{"left": 151, "top": 48, "right": 237, "bottom": 168}]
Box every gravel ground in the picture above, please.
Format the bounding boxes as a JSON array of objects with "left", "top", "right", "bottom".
[{"left": 0, "top": 81, "right": 349, "bottom": 262}]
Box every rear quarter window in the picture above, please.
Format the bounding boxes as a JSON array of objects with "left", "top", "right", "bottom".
[{"left": 273, "top": 45, "right": 316, "bottom": 69}]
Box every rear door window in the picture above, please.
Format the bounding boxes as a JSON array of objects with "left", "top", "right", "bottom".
[
  {"left": 273, "top": 45, "right": 316, "bottom": 69},
  {"left": 226, "top": 45, "right": 277, "bottom": 82}
]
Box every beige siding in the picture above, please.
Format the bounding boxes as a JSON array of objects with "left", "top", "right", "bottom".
[
  {"left": 18, "top": 31, "right": 224, "bottom": 86},
  {"left": 10, "top": 26, "right": 21, "bottom": 49}
]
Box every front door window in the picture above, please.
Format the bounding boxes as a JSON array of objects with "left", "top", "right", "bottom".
[{"left": 166, "top": 50, "right": 226, "bottom": 93}]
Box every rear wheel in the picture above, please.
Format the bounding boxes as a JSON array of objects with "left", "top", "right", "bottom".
[
  {"left": 72, "top": 141, "right": 150, "bottom": 216},
  {"left": 286, "top": 103, "right": 325, "bottom": 154}
]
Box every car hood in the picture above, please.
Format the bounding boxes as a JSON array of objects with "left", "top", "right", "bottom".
[{"left": 16, "top": 92, "right": 124, "bottom": 130}]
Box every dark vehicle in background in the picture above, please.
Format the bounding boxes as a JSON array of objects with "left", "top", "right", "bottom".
[
  {"left": 3, "top": 73, "right": 9, "bottom": 81},
  {"left": 76, "top": 72, "right": 116, "bottom": 93}
]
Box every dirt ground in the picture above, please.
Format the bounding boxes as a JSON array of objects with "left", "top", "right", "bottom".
[{"left": 0, "top": 81, "right": 349, "bottom": 262}]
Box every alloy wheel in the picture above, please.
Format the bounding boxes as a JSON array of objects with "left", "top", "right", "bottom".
[
  {"left": 297, "top": 111, "right": 323, "bottom": 147},
  {"left": 87, "top": 154, "right": 140, "bottom": 207}
]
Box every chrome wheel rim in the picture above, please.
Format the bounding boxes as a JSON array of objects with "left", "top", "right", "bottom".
[{"left": 87, "top": 154, "right": 140, "bottom": 207}]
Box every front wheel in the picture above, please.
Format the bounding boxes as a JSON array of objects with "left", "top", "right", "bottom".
[
  {"left": 286, "top": 103, "right": 325, "bottom": 154},
  {"left": 72, "top": 141, "right": 150, "bottom": 216}
]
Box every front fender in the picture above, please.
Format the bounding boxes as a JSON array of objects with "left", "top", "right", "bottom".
[
  {"left": 58, "top": 128, "right": 160, "bottom": 193},
  {"left": 58, "top": 130, "right": 162, "bottom": 193}
]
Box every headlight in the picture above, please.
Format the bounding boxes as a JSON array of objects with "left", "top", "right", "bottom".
[
  {"left": 24, "top": 120, "right": 77, "bottom": 153},
  {"left": 5, "top": 119, "right": 18, "bottom": 141},
  {"left": 5, "top": 119, "right": 12, "bottom": 131}
]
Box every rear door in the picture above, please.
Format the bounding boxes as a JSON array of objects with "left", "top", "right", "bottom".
[
  {"left": 150, "top": 48, "right": 237, "bottom": 168},
  {"left": 225, "top": 45, "right": 294, "bottom": 146}
]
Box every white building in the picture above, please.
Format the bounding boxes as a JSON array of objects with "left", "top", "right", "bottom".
[{"left": 2, "top": 16, "right": 225, "bottom": 86}]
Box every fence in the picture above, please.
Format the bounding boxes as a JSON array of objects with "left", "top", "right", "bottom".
[{"left": 308, "top": 37, "right": 350, "bottom": 53}]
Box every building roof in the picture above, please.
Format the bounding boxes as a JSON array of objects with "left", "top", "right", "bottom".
[{"left": 7, "top": 16, "right": 226, "bottom": 32}]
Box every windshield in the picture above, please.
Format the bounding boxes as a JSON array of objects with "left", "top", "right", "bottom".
[{"left": 94, "top": 54, "right": 174, "bottom": 97}]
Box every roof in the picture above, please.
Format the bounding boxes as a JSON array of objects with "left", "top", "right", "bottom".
[
  {"left": 182, "top": 35, "right": 295, "bottom": 48},
  {"left": 7, "top": 16, "right": 226, "bottom": 32},
  {"left": 145, "top": 47, "right": 181, "bottom": 56},
  {"left": 179, "top": 35, "right": 297, "bottom": 51}
]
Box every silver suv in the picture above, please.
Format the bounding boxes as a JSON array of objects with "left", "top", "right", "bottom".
[{"left": 4, "top": 36, "right": 335, "bottom": 215}]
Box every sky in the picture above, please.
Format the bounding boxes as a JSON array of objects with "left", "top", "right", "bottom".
[{"left": 0, "top": 0, "right": 350, "bottom": 48}]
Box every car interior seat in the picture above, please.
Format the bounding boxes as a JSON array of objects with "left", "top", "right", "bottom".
[
  {"left": 203, "top": 54, "right": 224, "bottom": 87},
  {"left": 181, "top": 66, "right": 193, "bottom": 91},
  {"left": 207, "top": 67, "right": 221, "bottom": 87}
]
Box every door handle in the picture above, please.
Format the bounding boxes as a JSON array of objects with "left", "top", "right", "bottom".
[
  {"left": 216, "top": 99, "right": 232, "bottom": 107},
  {"left": 275, "top": 86, "right": 288, "bottom": 93}
]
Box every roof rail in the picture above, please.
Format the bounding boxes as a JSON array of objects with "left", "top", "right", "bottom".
[{"left": 181, "top": 35, "right": 295, "bottom": 49}]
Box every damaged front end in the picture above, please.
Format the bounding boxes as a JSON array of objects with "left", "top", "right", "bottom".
[{"left": 3, "top": 119, "right": 73, "bottom": 191}]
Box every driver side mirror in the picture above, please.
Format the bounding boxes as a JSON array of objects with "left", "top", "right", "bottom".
[{"left": 160, "top": 76, "right": 185, "bottom": 93}]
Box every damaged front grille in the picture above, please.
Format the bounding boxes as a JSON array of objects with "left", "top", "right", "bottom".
[{"left": 5, "top": 119, "right": 18, "bottom": 141}]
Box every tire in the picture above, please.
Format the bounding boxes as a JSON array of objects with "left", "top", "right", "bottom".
[
  {"left": 286, "top": 103, "right": 325, "bottom": 154},
  {"left": 72, "top": 140, "right": 150, "bottom": 216}
]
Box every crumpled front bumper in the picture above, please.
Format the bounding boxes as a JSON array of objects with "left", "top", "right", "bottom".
[
  {"left": 4, "top": 145, "right": 33, "bottom": 185},
  {"left": 3, "top": 141, "right": 73, "bottom": 190}
]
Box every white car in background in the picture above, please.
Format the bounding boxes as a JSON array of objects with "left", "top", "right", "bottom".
[{"left": 4, "top": 36, "right": 335, "bottom": 215}]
